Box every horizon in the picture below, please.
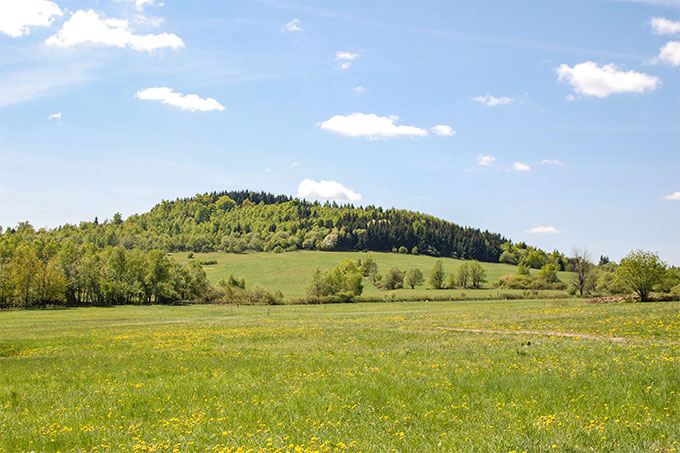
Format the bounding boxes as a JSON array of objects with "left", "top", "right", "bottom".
[{"left": 1, "top": 0, "right": 679, "bottom": 265}]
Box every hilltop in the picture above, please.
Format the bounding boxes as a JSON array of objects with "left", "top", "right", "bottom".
[{"left": 42, "top": 190, "right": 513, "bottom": 263}]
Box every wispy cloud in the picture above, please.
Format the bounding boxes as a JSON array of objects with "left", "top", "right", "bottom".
[
  {"left": 135, "top": 87, "right": 225, "bottom": 111},
  {"left": 46, "top": 10, "right": 184, "bottom": 52},
  {"left": 539, "top": 159, "right": 567, "bottom": 167},
  {"left": 335, "top": 50, "right": 359, "bottom": 69},
  {"left": 48, "top": 112, "right": 62, "bottom": 120},
  {"left": 653, "top": 41, "right": 680, "bottom": 66},
  {"left": 476, "top": 154, "right": 496, "bottom": 167},
  {"left": 556, "top": 62, "right": 660, "bottom": 98},
  {"left": 664, "top": 191, "right": 680, "bottom": 200},
  {"left": 650, "top": 17, "right": 680, "bottom": 35},
  {"left": 0, "top": 64, "right": 92, "bottom": 108},
  {"left": 283, "top": 18, "right": 302, "bottom": 31},
  {"left": 297, "top": 178, "right": 362, "bottom": 202},
  {"left": 290, "top": 161, "right": 301, "bottom": 168},
  {"left": 512, "top": 162, "right": 531, "bottom": 172},
  {"left": 525, "top": 225, "right": 562, "bottom": 234},
  {"left": 318, "top": 113, "right": 428, "bottom": 139},
  {"left": 430, "top": 125, "right": 456, "bottom": 136},
  {"left": 353, "top": 86, "right": 367, "bottom": 93},
  {"left": 471, "top": 95, "right": 514, "bottom": 107}
]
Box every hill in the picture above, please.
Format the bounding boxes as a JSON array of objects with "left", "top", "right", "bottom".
[
  {"left": 44, "top": 190, "right": 511, "bottom": 263},
  {"left": 171, "top": 250, "right": 573, "bottom": 300}
]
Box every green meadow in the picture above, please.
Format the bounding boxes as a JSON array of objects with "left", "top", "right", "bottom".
[
  {"left": 1, "top": 299, "right": 678, "bottom": 452},
  {"left": 170, "top": 250, "right": 573, "bottom": 300}
]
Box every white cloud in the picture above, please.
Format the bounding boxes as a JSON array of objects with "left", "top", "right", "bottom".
[
  {"left": 471, "top": 95, "right": 514, "bottom": 107},
  {"left": 0, "top": 0, "right": 62, "bottom": 37},
  {"left": 525, "top": 225, "right": 562, "bottom": 234},
  {"left": 134, "top": 14, "right": 165, "bottom": 27},
  {"left": 664, "top": 191, "right": 680, "bottom": 200},
  {"left": 283, "top": 18, "right": 302, "bottom": 31},
  {"left": 48, "top": 112, "right": 62, "bottom": 120},
  {"left": 476, "top": 154, "right": 496, "bottom": 166},
  {"left": 512, "top": 162, "right": 531, "bottom": 172},
  {"left": 650, "top": 17, "right": 680, "bottom": 34},
  {"left": 556, "top": 62, "right": 660, "bottom": 98},
  {"left": 353, "top": 86, "right": 367, "bottom": 93},
  {"left": 430, "top": 125, "right": 456, "bottom": 136},
  {"left": 540, "top": 159, "right": 567, "bottom": 166},
  {"left": 135, "top": 0, "right": 156, "bottom": 10},
  {"left": 318, "top": 113, "right": 428, "bottom": 138},
  {"left": 335, "top": 50, "right": 359, "bottom": 69},
  {"left": 336, "top": 51, "right": 359, "bottom": 61},
  {"left": 297, "top": 178, "right": 362, "bottom": 202},
  {"left": 290, "top": 162, "right": 301, "bottom": 168},
  {"left": 653, "top": 41, "right": 680, "bottom": 66},
  {"left": 135, "top": 87, "right": 225, "bottom": 112},
  {"left": 0, "top": 64, "right": 92, "bottom": 108},
  {"left": 45, "top": 10, "right": 184, "bottom": 52}
]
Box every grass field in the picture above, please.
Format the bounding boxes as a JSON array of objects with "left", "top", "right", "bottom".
[
  {"left": 1, "top": 299, "right": 678, "bottom": 451},
  {"left": 170, "top": 251, "right": 573, "bottom": 300}
]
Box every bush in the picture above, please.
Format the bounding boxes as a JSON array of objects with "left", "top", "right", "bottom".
[
  {"left": 398, "top": 246, "right": 408, "bottom": 254},
  {"left": 198, "top": 259, "right": 218, "bottom": 265},
  {"left": 377, "top": 267, "right": 404, "bottom": 290}
]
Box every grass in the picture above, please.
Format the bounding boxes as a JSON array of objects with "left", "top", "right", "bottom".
[
  {"left": 170, "top": 250, "right": 573, "bottom": 300},
  {"left": 1, "top": 299, "right": 678, "bottom": 451}
]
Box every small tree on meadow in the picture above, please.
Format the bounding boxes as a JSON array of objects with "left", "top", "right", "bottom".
[
  {"left": 616, "top": 250, "right": 667, "bottom": 302},
  {"left": 469, "top": 261, "right": 487, "bottom": 288},
  {"left": 457, "top": 262, "right": 470, "bottom": 288},
  {"left": 404, "top": 268, "right": 424, "bottom": 289},
  {"left": 538, "top": 263, "right": 558, "bottom": 283},
  {"left": 570, "top": 246, "right": 592, "bottom": 296},
  {"left": 429, "top": 259, "right": 444, "bottom": 289},
  {"left": 378, "top": 267, "right": 404, "bottom": 290}
]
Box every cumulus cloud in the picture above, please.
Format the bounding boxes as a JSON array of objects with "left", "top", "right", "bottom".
[
  {"left": 540, "top": 159, "right": 567, "bottom": 166},
  {"left": 653, "top": 41, "right": 680, "bottom": 66},
  {"left": 664, "top": 191, "right": 680, "bottom": 200},
  {"left": 512, "top": 162, "right": 531, "bottom": 172},
  {"left": 297, "top": 178, "right": 362, "bottom": 202},
  {"left": 45, "top": 10, "right": 184, "bottom": 52},
  {"left": 556, "top": 62, "right": 660, "bottom": 98},
  {"left": 471, "top": 95, "right": 514, "bottom": 107},
  {"left": 525, "top": 225, "right": 562, "bottom": 234},
  {"left": 476, "top": 154, "right": 496, "bottom": 166},
  {"left": 335, "top": 50, "right": 359, "bottom": 69},
  {"left": 318, "top": 113, "right": 428, "bottom": 139},
  {"left": 650, "top": 17, "right": 680, "bottom": 34},
  {"left": 431, "top": 125, "right": 456, "bottom": 136},
  {"left": 0, "top": 0, "right": 62, "bottom": 37},
  {"left": 135, "top": 87, "right": 225, "bottom": 111},
  {"left": 283, "top": 18, "right": 302, "bottom": 31},
  {"left": 48, "top": 112, "right": 62, "bottom": 120}
]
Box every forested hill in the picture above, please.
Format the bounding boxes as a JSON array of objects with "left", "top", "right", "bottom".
[{"left": 9, "top": 190, "right": 509, "bottom": 263}]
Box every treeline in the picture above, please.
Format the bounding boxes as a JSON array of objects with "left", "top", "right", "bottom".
[
  {"left": 0, "top": 223, "right": 210, "bottom": 309},
  {"left": 5, "top": 190, "right": 510, "bottom": 263}
]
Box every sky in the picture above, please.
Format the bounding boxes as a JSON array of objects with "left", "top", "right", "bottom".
[{"left": 0, "top": 0, "right": 678, "bottom": 264}]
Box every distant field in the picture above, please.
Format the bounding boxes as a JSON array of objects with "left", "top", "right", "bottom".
[
  {"left": 1, "top": 299, "right": 677, "bottom": 451},
  {"left": 170, "top": 250, "right": 573, "bottom": 299}
]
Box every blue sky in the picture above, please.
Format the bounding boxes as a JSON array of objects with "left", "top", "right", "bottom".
[{"left": 0, "top": 0, "right": 678, "bottom": 264}]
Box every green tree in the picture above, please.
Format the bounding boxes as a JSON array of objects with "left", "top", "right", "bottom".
[
  {"left": 403, "top": 268, "right": 424, "bottom": 289},
  {"left": 429, "top": 259, "right": 444, "bottom": 289},
  {"left": 469, "top": 261, "right": 487, "bottom": 288},
  {"left": 378, "top": 267, "right": 404, "bottom": 290},
  {"left": 457, "top": 263, "right": 470, "bottom": 288},
  {"left": 517, "top": 262, "right": 530, "bottom": 276},
  {"left": 538, "top": 263, "right": 558, "bottom": 283},
  {"left": 616, "top": 250, "right": 667, "bottom": 302}
]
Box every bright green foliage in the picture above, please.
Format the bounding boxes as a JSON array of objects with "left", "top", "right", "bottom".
[
  {"left": 429, "top": 259, "right": 445, "bottom": 289},
  {"left": 403, "top": 268, "right": 424, "bottom": 289},
  {"left": 517, "top": 262, "right": 531, "bottom": 276},
  {"left": 306, "top": 259, "right": 364, "bottom": 299},
  {"left": 616, "top": 250, "right": 667, "bottom": 302},
  {"left": 457, "top": 262, "right": 470, "bottom": 288},
  {"left": 538, "top": 263, "right": 559, "bottom": 283},
  {"left": 359, "top": 256, "right": 378, "bottom": 282},
  {"left": 377, "top": 267, "right": 404, "bottom": 290},
  {"left": 469, "top": 260, "right": 487, "bottom": 288}
]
